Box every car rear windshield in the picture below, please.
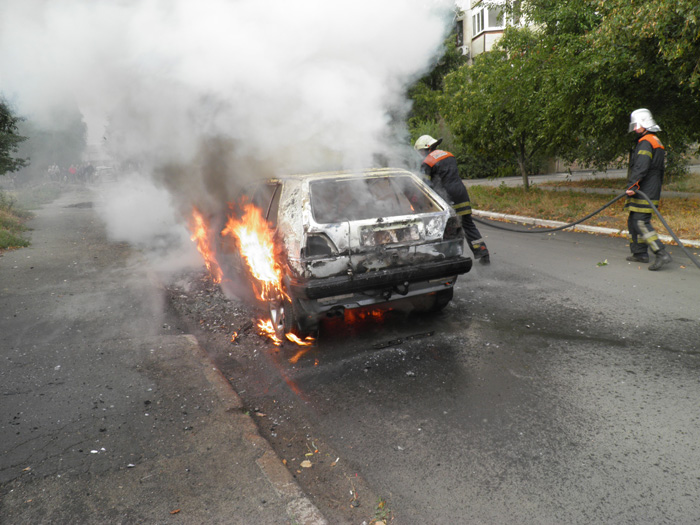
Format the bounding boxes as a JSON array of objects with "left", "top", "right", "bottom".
[{"left": 310, "top": 175, "right": 442, "bottom": 224}]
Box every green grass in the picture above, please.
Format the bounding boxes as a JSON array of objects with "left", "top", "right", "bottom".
[
  {"left": 0, "top": 189, "right": 33, "bottom": 251},
  {"left": 470, "top": 184, "right": 700, "bottom": 240},
  {"left": 0, "top": 182, "right": 66, "bottom": 251},
  {"left": 0, "top": 228, "right": 30, "bottom": 249}
]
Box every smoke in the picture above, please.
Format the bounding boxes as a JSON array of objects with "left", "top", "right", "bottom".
[{"left": 0, "top": 0, "right": 454, "bottom": 273}]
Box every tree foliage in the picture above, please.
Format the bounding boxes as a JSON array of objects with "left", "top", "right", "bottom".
[
  {"left": 407, "top": 32, "right": 468, "bottom": 127},
  {"left": 442, "top": 28, "right": 556, "bottom": 187},
  {"left": 0, "top": 99, "right": 28, "bottom": 176},
  {"left": 593, "top": 0, "right": 700, "bottom": 95},
  {"left": 412, "top": 0, "right": 700, "bottom": 187},
  {"left": 516, "top": 0, "right": 700, "bottom": 173}
]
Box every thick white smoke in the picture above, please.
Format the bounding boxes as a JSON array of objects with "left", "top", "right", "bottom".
[{"left": 0, "top": 0, "right": 455, "bottom": 271}]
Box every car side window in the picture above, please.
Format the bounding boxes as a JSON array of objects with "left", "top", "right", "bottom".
[
  {"left": 250, "top": 182, "right": 281, "bottom": 228},
  {"left": 267, "top": 183, "right": 281, "bottom": 228}
]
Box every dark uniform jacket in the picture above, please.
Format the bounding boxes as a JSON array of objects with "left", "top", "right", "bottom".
[
  {"left": 625, "top": 132, "right": 665, "bottom": 213},
  {"left": 420, "top": 150, "right": 472, "bottom": 216}
]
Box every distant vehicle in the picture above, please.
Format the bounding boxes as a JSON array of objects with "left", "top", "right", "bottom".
[{"left": 221, "top": 167, "right": 472, "bottom": 338}]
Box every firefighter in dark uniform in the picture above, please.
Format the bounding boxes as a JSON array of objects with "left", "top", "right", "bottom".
[
  {"left": 625, "top": 108, "right": 672, "bottom": 271},
  {"left": 414, "top": 135, "right": 490, "bottom": 264}
]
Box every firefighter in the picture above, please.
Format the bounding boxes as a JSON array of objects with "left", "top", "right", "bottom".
[
  {"left": 414, "top": 135, "right": 490, "bottom": 264},
  {"left": 625, "top": 108, "right": 672, "bottom": 271}
]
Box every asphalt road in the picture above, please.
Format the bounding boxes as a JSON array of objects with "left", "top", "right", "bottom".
[
  {"left": 4, "top": 184, "right": 699, "bottom": 524},
  {"left": 210, "top": 221, "right": 700, "bottom": 523}
]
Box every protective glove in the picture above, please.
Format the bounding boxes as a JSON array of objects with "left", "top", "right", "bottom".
[{"left": 626, "top": 182, "right": 640, "bottom": 196}]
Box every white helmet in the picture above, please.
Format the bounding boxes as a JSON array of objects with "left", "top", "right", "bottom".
[
  {"left": 629, "top": 108, "right": 661, "bottom": 132},
  {"left": 414, "top": 135, "right": 442, "bottom": 151}
]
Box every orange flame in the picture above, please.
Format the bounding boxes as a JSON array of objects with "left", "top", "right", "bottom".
[
  {"left": 257, "top": 319, "right": 282, "bottom": 346},
  {"left": 220, "top": 202, "right": 314, "bottom": 347},
  {"left": 286, "top": 333, "right": 315, "bottom": 346},
  {"left": 222, "top": 203, "right": 284, "bottom": 302},
  {"left": 289, "top": 347, "right": 311, "bottom": 364},
  {"left": 190, "top": 207, "right": 223, "bottom": 283},
  {"left": 344, "top": 308, "right": 388, "bottom": 323}
]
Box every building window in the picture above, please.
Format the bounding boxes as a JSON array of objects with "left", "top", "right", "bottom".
[
  {"left": 488, "top": 7, "right": 504, "bottom": 29},
  {"left": 472, "top": 4, "right": 506, "bottom": 37},
  {"left": 473, "top": 9, "right": 484, "bottom": 35}
]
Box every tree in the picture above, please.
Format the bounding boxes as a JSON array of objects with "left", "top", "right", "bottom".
[
  {"left": 0, "top": 99, "right": 28, "bottom": 176},
  {"left": 439, "top": 0, "right": 700, "bottom": 187},
  {"left": 441, "top": 28, "right": 557, "bottom": 188},
  {"left": 594, "top": 0, "right": 700, "bottom": 95},
  {"left": 407, "top": 27, "right": 468, "bottom": 127},
  {"left": 517, "top": 0, "right": 700, "bottom": 174},
  {"left": 406, "top": 23, "right": 471, "bottom": 176}
]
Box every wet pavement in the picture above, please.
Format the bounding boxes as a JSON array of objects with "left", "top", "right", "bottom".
[
  {"left": 3, "top": 181, "right": 700, "bottom": 524},
  {"left": 180, "top": 220, "right": 700, "bottom": 523}
]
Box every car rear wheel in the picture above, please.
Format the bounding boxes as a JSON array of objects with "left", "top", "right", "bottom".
[
  {"left": 270, "top": 297, "right": 318, "bottom": 340},
  {"left": 269, "top": 298, "right": 287, "bottom": 340}
]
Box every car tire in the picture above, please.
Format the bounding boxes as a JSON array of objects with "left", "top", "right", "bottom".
[
  {"left": 283, "top": 298, "right": 318, "bottom": 339},
  {"left": 269, "top": 297, "right": 287, "bottom": 341}
]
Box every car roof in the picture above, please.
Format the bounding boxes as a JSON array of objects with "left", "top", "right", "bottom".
[{"left": 272, "top": 167, "right": 417, "bottom": 182}]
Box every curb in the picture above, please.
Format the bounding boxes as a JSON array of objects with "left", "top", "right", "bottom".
[
  {"left": 473, "top": 210, "right": 700, "bottom": 248},
  {"left": 183, "top": 334, "right": 328, "bottom": 525}
]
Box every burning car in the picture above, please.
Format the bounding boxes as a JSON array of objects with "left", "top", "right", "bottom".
[{"left": 221, "top": 167, "right": 472, "bottom": 339}]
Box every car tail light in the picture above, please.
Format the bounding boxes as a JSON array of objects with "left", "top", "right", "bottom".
[
  {"left": 303, "top": 234, "right": 337, "bottom": 257},
  {"left": 443, "top": 216, "right": 463, "bottom": 240}
]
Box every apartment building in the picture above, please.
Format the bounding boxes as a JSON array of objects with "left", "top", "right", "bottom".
[{"left": 456, "top": 1, "right": 521, "bottom": 62}]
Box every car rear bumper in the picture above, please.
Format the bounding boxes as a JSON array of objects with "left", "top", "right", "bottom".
[{"left": 287, "top": 256, "right": 472, "bottom": 300}]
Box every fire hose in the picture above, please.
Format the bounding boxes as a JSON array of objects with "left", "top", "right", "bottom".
[{"left": 471, "top": 189, "right": 700, "bottom": 270}]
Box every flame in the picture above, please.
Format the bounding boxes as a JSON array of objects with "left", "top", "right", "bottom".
[
  {"left": 220, "top": 202, "right": 314, "bottom": 347},
  {"left": 257, "top": 319, "right": 283, "bottom": 346},
  {"left": 344, "top": 308, "right": 388, "bottom": 323},
  {"left": 189, "top": 207, "right": 223, "bottom": 283},
  {"left": 286, "top": 333, "right": 315, "bottom": 346},
  {"left": 288, "top": 347, "right": 311, "bottom": 364},
  {"left": 222, "top": 203, "right": 285, "bottom": 302}
]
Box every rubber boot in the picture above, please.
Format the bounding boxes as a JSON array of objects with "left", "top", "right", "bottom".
[
  {"left": 648, "top": 249, "right": 672, "bottom": 271},
  {"left": 626, "top": 254, "right": 649, "bottom": 263},
  {"left": 473, "top": 245, "right": 490, "bottom": 265}
]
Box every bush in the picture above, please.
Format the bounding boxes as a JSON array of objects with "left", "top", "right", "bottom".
[
  {"left": 0, "top": 189, "right": 32, "bottom": 250},
  {"left": 0, "top": 228, "right": 30, "bottom": 250}
]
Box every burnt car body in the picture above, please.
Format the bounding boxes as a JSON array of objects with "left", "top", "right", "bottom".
[{"left": 223, "top": 167, "right": 472, "bottom": 337}]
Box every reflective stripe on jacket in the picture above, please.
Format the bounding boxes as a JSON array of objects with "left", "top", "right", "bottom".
[
  {"left": 625, "top": 132, "right": 665, "bottom": 214},
  {"left": 423, "top": 150, "right": 454, "bottom": 167},
  {"left": 420, "top": 150, "right": 470, "bottom": 207}
]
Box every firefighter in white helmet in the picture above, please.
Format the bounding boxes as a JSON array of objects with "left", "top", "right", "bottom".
[
  {"left": 625, "top": 109, "right": 672, "bottom": 271},
  {"left": 414, "top": 135, "right": 490, "bottom": 264}
]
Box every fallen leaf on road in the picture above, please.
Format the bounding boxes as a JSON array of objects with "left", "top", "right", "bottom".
[
  {"left": 170, "top": 509, "right": 180, "bottom": 515},
  {"left": 300, "top": 460, "right": 312, "bottom": 468}
]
